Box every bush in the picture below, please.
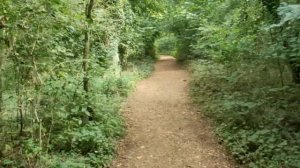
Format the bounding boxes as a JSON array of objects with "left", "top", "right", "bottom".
[
  {"left": 155, "top": 35, "right": 178, "bottom": 56},
  {"left": 189, "top": 60, "right": 300, "bottom": 167},
  {"left": 100, "top": 76, "right": 135, "bottom": 97}
]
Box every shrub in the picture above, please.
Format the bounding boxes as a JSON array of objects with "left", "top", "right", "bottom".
[{"left": 189, "top": 60, "right": 300, "bottom": 167}]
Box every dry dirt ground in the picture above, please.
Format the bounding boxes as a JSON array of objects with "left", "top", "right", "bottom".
[{"left": 110, "top": 56, "right": 236, "bottom": 168}]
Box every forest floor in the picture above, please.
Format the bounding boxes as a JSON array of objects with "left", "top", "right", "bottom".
[{"left": 111, "top": 56, "right": 236, "bottom": 168}]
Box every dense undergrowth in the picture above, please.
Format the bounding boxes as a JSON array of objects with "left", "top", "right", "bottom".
[
  {"left": 0, "top": 0, "right": 158, "bottom": 167},
  {"left": 189, "top": 60, "right": 300, "bottom": 167},
  {"left": 1, "top": 59, "right": 154, "bottom": 168},
  {"left": 159, "top": 0, "right": 300, "bottom": 167}
]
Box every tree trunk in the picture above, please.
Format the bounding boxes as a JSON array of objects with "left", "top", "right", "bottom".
[
  {"left": 83, "top": 30, "right": 90, "bottom": 93},
  {"left": 0, "top": 30, "right": 7, "bottom": 113},
  {"left": 0, "top": 49, "right": 4, "bottom": 113},
  {"left": 83, "top": 0, "right": 95, "bottom": 92},
  {"left": 82, "top": 0, "right": 95, "bottom": 123}
]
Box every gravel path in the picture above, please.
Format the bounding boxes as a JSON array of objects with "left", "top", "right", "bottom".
[{"left": 111, "top": 56, "right": 236, "bottom": 168}]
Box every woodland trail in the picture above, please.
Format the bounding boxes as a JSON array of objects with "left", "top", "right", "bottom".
[{"left": 111, "top": 56, "right": 236, "bottom": 168}]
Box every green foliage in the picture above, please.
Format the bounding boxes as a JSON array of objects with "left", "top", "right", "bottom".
[
  {"left": 267, "top": 3, "right": 300, "bottom": 84},
  {"left": 189, "top": 60, "right": 300, "bottom": 167},
  {"left": 155, "top": 34, "right": 178, "bottom": 56},
  {"left": 175, "top": 0, "right": 300, "bottom": 167},
  {"left": 0, "top": 0, "right": 157, "bottom": 167},
  {"left": 3, "top": 0, "right": 299, "bottom": 167},
  {"left": 131, "top": 58, "right": 156, "bottom": 78},
  {"left": 0, "top": 58, "right": 154, "bottom": 168},
  {"left": 54, "top": 123, "right": 118, "bottom": 166},
  {"left": 100, "top": 77, "right": 135, "bottom": 97}
]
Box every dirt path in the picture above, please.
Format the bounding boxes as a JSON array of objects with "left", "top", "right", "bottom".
[{"left": 111, "top": 56, "right": 235, "bottom": 168}]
